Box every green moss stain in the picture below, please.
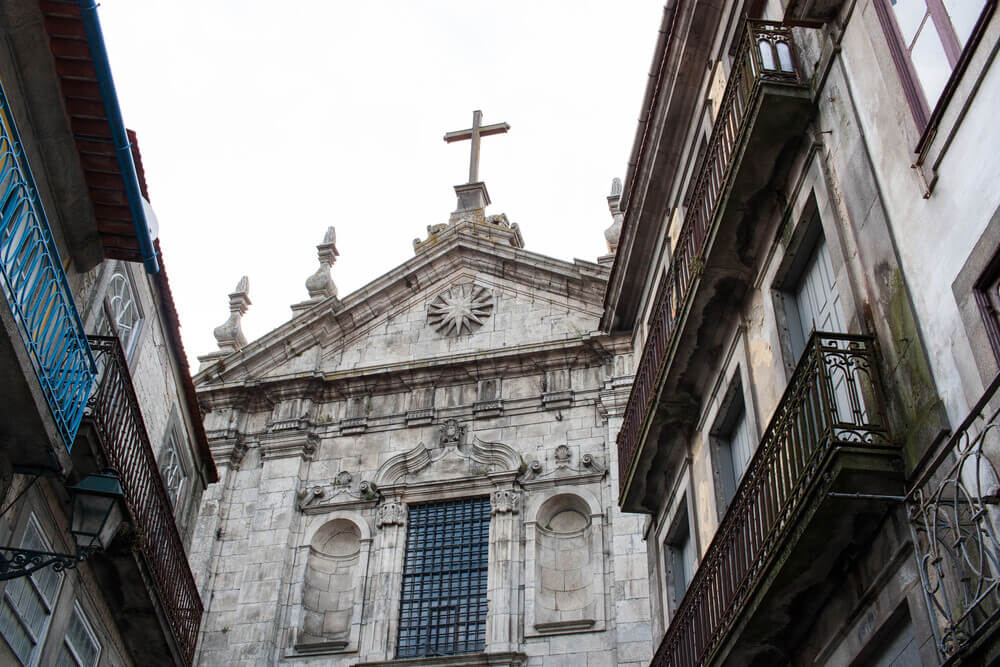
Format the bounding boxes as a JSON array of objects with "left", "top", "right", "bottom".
[{"left": 883, "top": 267, "right": 948, "bottom": 471}]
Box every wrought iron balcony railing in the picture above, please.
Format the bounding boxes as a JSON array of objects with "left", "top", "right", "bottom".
[
  {"left": 617, "top": 21, "right": 803, "bottom": 495},
  {"left": 652, "top": 333, "right": 893, "bottom": 666},
  {"left": 88, "top": 336, "right": 203, "bottom": 665},
  {"left": 908, "top": 373, "right": 1000, "bottom": 661},
  {"left": 0, "top": 80, "right": 95, "bottom": 448}
]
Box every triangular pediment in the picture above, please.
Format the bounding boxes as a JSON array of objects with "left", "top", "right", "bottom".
[{"left": 195, "top": 231, "right": 609, "bottom": 389}]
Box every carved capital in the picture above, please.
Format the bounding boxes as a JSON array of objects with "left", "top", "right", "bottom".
[
  {"left": 491, "top": 489, "right": 522, "bottom": 515},
  {"left": 375, "top": 500, "right": 407, "bottom": 528}
]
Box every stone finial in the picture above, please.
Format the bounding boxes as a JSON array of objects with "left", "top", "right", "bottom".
[
  {"left": 213, "top": 276, "right": 251, "bottom": 352},
  {"left": 604, "top": 177, "right": 624, "bottom": 254},
  {"left": 304, "top": 226, "right": 339, "bottom": 300}
]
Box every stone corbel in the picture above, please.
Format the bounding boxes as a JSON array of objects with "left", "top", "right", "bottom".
[{"left": 260, "top": 430, "right": 319, "bottom": 462}]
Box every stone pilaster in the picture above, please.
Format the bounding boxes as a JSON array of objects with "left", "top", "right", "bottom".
[
  {"left": 486, "top": 484, "right": 523, "bottom": 655},
  {"left": 360, "top": 497, "right": 408, "bottom": 661}
]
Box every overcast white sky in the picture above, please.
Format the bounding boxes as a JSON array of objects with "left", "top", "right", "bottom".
[{"left": 96, "top": 2, "right": 663, "bottom": 364}]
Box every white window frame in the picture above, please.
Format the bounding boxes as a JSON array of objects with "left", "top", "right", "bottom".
[
  {"left": 0, "top": 515, "right": 66, "bottom": 666},
  {"left": 101, "top": 266, "right": 143, "bottom": 360},
  {"left": 159, "top": 429, "right": 188, "bottom": 513},
  {"left": 57, "top": 603, "right": 101, "bottom": 667}
]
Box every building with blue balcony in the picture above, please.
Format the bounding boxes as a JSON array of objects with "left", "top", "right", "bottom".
[{"left": 0, "top": 1, "right": 215, "bottom": 665}]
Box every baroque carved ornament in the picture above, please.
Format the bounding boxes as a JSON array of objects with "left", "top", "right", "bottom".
[
  {"left": 427, "top": 284, "right": 494, "bottom": 336},
  {"left": 491, "top": 489, "right": 522, "bottom": 515}
]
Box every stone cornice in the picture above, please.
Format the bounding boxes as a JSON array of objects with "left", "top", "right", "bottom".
[{"left": 196, "top": 334, "right": 631, "bottom": 409}]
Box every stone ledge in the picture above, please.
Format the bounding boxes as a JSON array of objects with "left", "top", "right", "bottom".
[
  {"left": 355, "top": 651, "right": 526, "bottom": 667},
  {"left": 293, "top": 639, "right": 351, "bottom": 655}
]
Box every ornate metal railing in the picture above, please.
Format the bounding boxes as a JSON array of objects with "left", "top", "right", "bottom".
[
  {"left": 652, "top": 333, "right": 893, "bottom": 666},
  {"left": 88, "top": 336, "right": 202, "bottom": 665},
  {"left": 0, "top": 80, "right": 95, "bottom": 448},
  {"left": 618, "top": 21, "right": 803, "bottom": 494},
  {"left": 908, "top": 373, "right": 1000, "bottom": 660}
]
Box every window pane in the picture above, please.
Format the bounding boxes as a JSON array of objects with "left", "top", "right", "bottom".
[
  {"left": 911, "top": 22, "right": 952, "bottom": 106},
  {"left": 890, "top": 0, "right": 929, "bottom": 45},
  {"left": 0, "top": 599, "right": 33, "bottom": 664},
  {"left": 56, "top": 647, "right": 79, "bottom": 667},
  {"left": 65, "top": 609, "right": 99, "bottom": 667},
  {"left": 942, "top": 0, "right": 987, "bottom": 46},
  {"left": 107, "top": 273, "right": 141, "bottom": 354}
]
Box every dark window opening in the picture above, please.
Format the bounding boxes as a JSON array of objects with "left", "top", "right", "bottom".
[{"left": 396, "top": 497, "right": 489, "bottom": 659}]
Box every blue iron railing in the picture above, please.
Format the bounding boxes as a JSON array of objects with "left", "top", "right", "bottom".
[{"left": 0, "top": 80, "right": 95, "bottom": 449}]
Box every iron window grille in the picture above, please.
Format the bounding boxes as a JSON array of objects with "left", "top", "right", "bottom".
[{"left": 396, "top": 497, "right": 489, "bottom": 659}]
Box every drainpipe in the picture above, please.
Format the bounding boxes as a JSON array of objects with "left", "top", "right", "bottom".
[{"left": 77, "top": 0, "right": 160, "bottom": 275}]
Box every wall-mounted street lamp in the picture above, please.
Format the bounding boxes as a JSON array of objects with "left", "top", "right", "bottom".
[{"left": 0, "top": 471, "right": 126, "bottom": 581}]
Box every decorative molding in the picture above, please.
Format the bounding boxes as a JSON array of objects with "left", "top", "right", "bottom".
[
  {"left": 372, "top": 433, "right": 522, "bottom": 489},
  {"left": 297, "top": 475, "right": 379, "bottom": 513},
  {"left": 490, "top": 489, "right": 522, "bottom": 515},
  {"left": 521, "top": 446, "right": 606, "bottom": 487}
]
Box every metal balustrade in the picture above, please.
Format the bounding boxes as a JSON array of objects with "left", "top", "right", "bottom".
[
  {"left": 88, "top": 336, "right": 203, "bottom": 665},
  {"left": 652, "top": 333, "right": 893, "bottom": 666},
  {"left": 617, "top": 21, "right": 804, "bottom": 495},
  {"left": 908, "top": 373, "right": 1000, "bottom": 660},
  {"left": 0, "top": 81, "right": 95, "bottom": 449}
]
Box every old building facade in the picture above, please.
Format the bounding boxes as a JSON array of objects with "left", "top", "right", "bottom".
[
  {"left": 607, "top": 0, "right": 1000, "bottom": 665},
  {"left": 0, "top": 2, "right": 215, "bottom": 665},
  {"left": 189, "top": 176, "right": 654, "bottom": 665}
]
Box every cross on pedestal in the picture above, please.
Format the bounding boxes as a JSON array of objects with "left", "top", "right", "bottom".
[{"left": 444, "top": 110, "right": 510, "bottom": 185}]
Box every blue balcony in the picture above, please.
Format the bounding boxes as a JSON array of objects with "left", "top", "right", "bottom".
[{"left": 0, "top": 80, "right": 95, "bottom": 451}]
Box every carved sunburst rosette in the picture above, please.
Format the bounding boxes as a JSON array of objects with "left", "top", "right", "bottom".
[{"left": 427, "top": 284, "right": 494, "bottom": 336}]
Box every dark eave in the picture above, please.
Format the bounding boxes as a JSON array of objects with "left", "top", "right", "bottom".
[{"left": 40, "top": 0, "right": 146, "bottom": 263}]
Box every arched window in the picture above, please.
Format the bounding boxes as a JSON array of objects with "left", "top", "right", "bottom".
[
  {"left": 102, "top": 271, "right": 142, "bottom": 357},
  {"left": 159, "top": 432, "right": 187, "bottom": 510}
]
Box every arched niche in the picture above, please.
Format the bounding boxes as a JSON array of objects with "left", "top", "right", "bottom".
[
  {"left": 297, "top": 517, "right": 366, "bottom": 653},
  {"left": 525, "top": 490, "right": 606, "bottom": 636}
]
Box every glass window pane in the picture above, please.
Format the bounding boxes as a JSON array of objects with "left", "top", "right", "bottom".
[
  {"left": 106, "top": 272, "right": 141, "bottom": 355},
  {"left": 942, "top": 0, "right": 987, "bottom": 46},
  {"left": 910, "top": 23, "right": 953, "bottom": 106},
  {"left": 891, "top": 0, "right": 929, "bottom": 45},
  {"left": 56, "top": 647, "right": 79, "bottom": 667},
  {"left": 64, "top": 609, "right": 99, "bottom": 667},
  {"left": 0, "top": 599, "right": 33, "bottom": 664}
]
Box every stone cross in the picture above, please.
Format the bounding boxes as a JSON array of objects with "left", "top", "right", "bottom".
[{"left": 443, "top": 110, "right": 510, "bottom": 184}]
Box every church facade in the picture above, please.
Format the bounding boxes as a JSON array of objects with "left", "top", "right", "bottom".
[{"left": 189, "top": 177, "right": 653, "bottom": 666}]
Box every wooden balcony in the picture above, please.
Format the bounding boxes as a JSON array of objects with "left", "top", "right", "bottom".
[
  {"left": 652, "top": 333, "right": 900, "bottom": 666},
  {"left": 618, "top": 22, "right": 812, "bottom": 512},
  {"left": 79, "top": 336, "right": 202, "bottom": 666}
]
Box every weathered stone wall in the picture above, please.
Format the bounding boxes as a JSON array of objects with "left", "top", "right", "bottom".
[{"left": 191, "top": 248, "right": 652, "bottom": 666}]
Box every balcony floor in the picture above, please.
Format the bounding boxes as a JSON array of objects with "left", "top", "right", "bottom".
[{"left": 713, "top": 448, "right": 902, "bottom": 665}]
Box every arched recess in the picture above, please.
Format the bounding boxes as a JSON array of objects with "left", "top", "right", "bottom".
[
  {"left": 296, "top": 515, "right": 369, "bottom": 654},
  {"left": 525, "top": 489, "right": 607, "bottom": 636}
]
